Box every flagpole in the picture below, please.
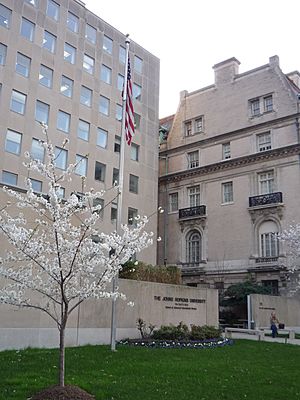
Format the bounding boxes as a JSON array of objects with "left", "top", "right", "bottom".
[{"left": 110, "top": 34, "right": 131, "bottom": 351}]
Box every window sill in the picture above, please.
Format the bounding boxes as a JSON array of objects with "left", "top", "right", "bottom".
[{"left": 221, "top": 201, "right": 234, "bottom": 206}]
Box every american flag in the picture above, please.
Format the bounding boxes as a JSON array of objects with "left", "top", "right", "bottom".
[{"left": 125, "top": 56, "right": 135, "bottom": 145}]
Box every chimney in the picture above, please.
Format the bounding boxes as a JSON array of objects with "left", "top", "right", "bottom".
[
  {"left": 286, "top": 71, "right": 300, "bottom": 89},
  {"left": 269, "top": 55, "right": 280, "bottom": 68},
  {"left": 213, "top": 57, "right": 240, "bottom": 86}
]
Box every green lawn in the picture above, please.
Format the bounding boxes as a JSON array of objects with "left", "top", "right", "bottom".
[{"left": 1, "top": 340, "right": 300, "bottom": 400}]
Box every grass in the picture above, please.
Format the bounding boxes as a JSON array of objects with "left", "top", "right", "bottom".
[{"left": 1, "top": 340, "right": 300, "bottom": 400}]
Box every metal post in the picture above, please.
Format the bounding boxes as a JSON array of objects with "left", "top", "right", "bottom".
[{"left": 110, "top": 35, "right": 131, "bottom": 351}]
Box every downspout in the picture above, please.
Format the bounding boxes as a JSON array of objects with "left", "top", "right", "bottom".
[{"left": 163, "top": 156, "right": 169, "bottom": 265}]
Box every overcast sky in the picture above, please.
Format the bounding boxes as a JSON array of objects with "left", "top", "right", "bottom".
[{"left": 85, "top": 0, "right": 299, "bottom": 118}]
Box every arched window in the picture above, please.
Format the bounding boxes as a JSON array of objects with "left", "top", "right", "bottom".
[
  {"left": 186, "top": 230, "right": 201, "bottom": 263},
  {"left": 258, "top": 221, "right": 279, "bottom": 257}
]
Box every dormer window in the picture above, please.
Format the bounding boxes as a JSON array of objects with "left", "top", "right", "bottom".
[
  {"left": 264, "top": 95, "right": 273, "bottom": 112},
  {"left": 184, "top": 115, "right": 204, "bottom": 136},
  {"left": 185, "top": 121, "right": 192, "bottom": 136},
  {"left": 249, "top": 94, "right": 273, "bottom": 117}
]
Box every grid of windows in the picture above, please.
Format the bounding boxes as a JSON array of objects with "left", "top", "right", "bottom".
[
  {"left": 116, "top": 104, "right": 123, "bottom": 121},
  {"left": 31, "top": 139, "right": 45, "bottom": 161},
  {"left": 15, "top": 53, "right": 31, "bottom": 77},
  {"left": 97, "top": 128, "right": 108, "bottom": 148},
  {"left": 100, "top": 64, "right": 112, "bottom": 84},
  {"left": 119, "top": 46, "right": 126, "bottom": 64},
  {"left": 133, "top": 83, "right": 142, "bottom": 100},
  {"left": 85, "top": 24, "right": 96, "bottom": 44},
  {"left": 83, "top": 54, "right": 94, "bottom": 74},
  {"left": 95, "top": 161, "right": 106, "bottom": 182},
  {"left": 5, "top": 130, "right": 22, "bottom": 155},
  {"left": 64, "top": 43, "right": 76, "bottom": 64},
  {"left": 10, "top": 90, "right": 26, "bottom": 114},
  {"left": 112, "top": 168, "right": 119, "bottom": 185},
  {"left": 99, "top": 95, "right": 110, "bottom": 115},
  {"left": 67, "top": 12, "right": 79, "bottom": 33},
  {"left": 39, "top": 65, "right": 53, "bottom": 88},
  {"left": 35, "top": 100, "right": 49, "bottom": 124},
  {"left": 2, "top": 171, "right": 17, "bottom": 186},
  {"left": 103, "top": 35, "right": 113, "bottom": 54},
  {"left": 60, "top": 76, "right": 73, "bottom": 97},
  {"left": 47, "top": 0, "right": 59, "bottom": 21},
  {"left": 130, "top": 143, "right": 139, "bottom": 161},
  {"left": 117, "top": 74, "right": 124, "bottom": 91},
  {"left": 43, "top": 31, "right": 56, "bottom": 53},
  {"left": 128, "top": 207, "right": 138, "bottom": 226},
  {"left": 134, "top": 55, "right": 143, "bottom": 73},
  {"left": 20, "top": 18, "right": 35, "bottom": 42},
  {"left": 30, "top": 178, "right": 42, "bottom": 192},
  {"left": 75, "top": 155, "right": 88, "bottom": 176},
  {"left": 129, "top": 174, "right": 139, "bottom": 194},
  {"left": 0, "top": 4, "right": 12, "bottom": 29},
  {"left": 114, "top": 136, "right": 121, "bottom": 152}
]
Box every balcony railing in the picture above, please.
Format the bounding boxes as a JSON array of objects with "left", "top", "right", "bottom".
[
  {"left": 179, "top": 205, "right": 206, "bottom": 219},
  {"left": 255, "top": 257, "right": 278, "bottom": 263},
  {"left": 249, "top": 192, "right": 282, "bottom": 207}
]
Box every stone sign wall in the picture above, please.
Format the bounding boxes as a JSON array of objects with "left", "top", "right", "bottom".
[{"left": 0, "top": 279, "right": 218, "bottom": 350}]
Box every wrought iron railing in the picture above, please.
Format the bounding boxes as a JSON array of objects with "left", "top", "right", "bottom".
[
  {"left": 179, "top": 205, "right": 206, "bottom": 219},
  {"left": 255, "top": 257, "right": 278, "bottom": 263},
  {"left": 249, "top": 192, "right": 282, "bottom": 207}
]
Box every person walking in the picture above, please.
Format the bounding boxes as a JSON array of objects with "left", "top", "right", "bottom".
[{"left": 270, "top": 312, "right": 279, "bottom": 338}]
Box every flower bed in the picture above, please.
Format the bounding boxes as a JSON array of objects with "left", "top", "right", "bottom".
[{"left": 118, "top": 337, "right": 233, "bottom": 349}]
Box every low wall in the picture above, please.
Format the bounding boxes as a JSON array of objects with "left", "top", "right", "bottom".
[
  {"left": 250, "top": 294, "right": 300, "bottom": 329},
  {"left": 0, "top": 279, "right": 218, "bottom": 350}
]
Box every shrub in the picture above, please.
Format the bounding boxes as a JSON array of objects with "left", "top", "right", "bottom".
[
  {"left": 190, "top": 325, "right": 222, "bottom": 340},
  {"left": 119, "top": 261, "right": 181, "bottom": 284},
  {"left": 151, "top": 322, "right": 221, "bottom": 341}
]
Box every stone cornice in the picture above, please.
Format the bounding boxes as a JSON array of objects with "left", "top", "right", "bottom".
[
  {"left": 159, "top": 113, "right": 300, "bottom": 157},
  {"left": 159, "top": 143, "right": 300, "bottom": 184}
]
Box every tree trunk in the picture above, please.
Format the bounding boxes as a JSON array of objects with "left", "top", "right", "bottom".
[{"left": 59, "top": 324, "right": 65, "bottom": 387}]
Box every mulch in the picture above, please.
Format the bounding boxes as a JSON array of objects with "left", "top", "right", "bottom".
[{"left": 30, "top": 384, "right": 95, "bottom": 400}]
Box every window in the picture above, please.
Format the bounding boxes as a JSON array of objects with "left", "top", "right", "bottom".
[
  {"left": 258, "top": 171, "right": 274, "bottom": 195},
  {"left": 133, "top": 83, "right": 142, "bottom": 101},
  {"left": 47, "top": 0, "right": 59, "bottom": 21},
  {"left": 112, "top": 168, "right": 119, "bottom": 185},
  {"left": 31, "top": 139, "right": 45, "bottom": 162},
  {"left": 114, "top": 135, "right": 121, "bottom": 152},
  {"left": 134, "top": 113, "right": 140, "bottom": 129},
  {"left": 10, "top": 90, "right": 26, "bottom": 114},
  {"left": 39, "top": 65, "right": 53, "bottom": 88},
  {"left": 97, "top": 128, "right": 108, "bottom": 148},
  {"left": 116, "top": 104, "right": 123, "bottom": 121},
  {"left": 128, "top": 207, "right": 138, "bottom": 226},
  {"left": 0, "top": 43, "right": 7, "bottom": 65},
  {"left": 262, "top": 280, "right": 279, "bottom": 295},
  {"left": 186, "top": 230, "right": 201, "bottom": 263},
  {"left": 259, "top": 221, "right": 279, "bottom": 258},
  {"left": 188, "top": 151, "right": 199, "bottom": 169},
  {"left": 75, "top": 155, "right": 87, "bottom": 177},
  {"left": 94, "top": 161, "right": 106, "bottom": 182},
  {"left": 30, "top": 178, "right": 42, "bottom": 192},
  {"left": 16, "top": 53, "right": 31, "bottom": 77},
  {"left": 5, "top": 130, "right": 22, "bottom": 155},
  {"left": 80, "top": 86, "right": 92, "bottom": 107},
  {"left": 57, "top": 187, "right": 65, "bottom": 198},
  {"left": 43, "top": 31, "right": 56, "bottom": 53},
  {"left": 188, "top": 186, "right": 200, "bottom": 207},
  {"left": 130, "top": 143, "right": 139, "bottom": 161},
  {"left": 117, "top": 74, "right": 124, "bottom": 91},
  {"left": 77, "top": 119, "right": 90, "bottom": 141},
  {"left": 64, "top": 43, "right": 76, "bottom": 64},
  {"left": 67, "top": 12, "right": 79, "bottom": 33},
  {"left": 2, "top": 171, "right": 17, "bottom": 186},
  {"left": 25, "top": 0, "right": 38, "bottom": 7},
  {"left": 129, "top": 174, "right": 139, "bottom": 194},
  {"left": 111, "top": 201, "right": 117, "bottom": 222},
  {"left": 85, "top": 24, "right": 96, "bottom": 44},
  {"left": 83, "top": 54, "right": 94, "bottom": 75},
  {"left": 222, "top": 142, "right": 231, "bottom": 160},
  {"left": 103, "top": 35, "right": 112, "bottom": 54},
  {"left": 35, "top": 100, "right": 49, "bottom": 124},
  {"left": 222, "top": 182, "right": 233, "bottom": 203},
  {"left": 57, "top": 110, "right": 70, "bottom": 133},
  {"left": 185, "top": 121, "right": 192, "bottom": 136},
  {"left": 20, "top": 18, "right": 35, "bottom": 42},
  {"left": 60, "top": 76, "right": 73, "bottom": 97},
  {"left": 100, "top": 64, "right": 112, "bottom": 84},
  {"left": 169, "top": 193, "right": 178, "bottom": 212},
  {"left": 99, "top": 95, "right": 110, "bottom": 115},
  {"left": 0, "top": 4, "right": 11, "bottom": 29},
  {"left": 134, "top": 55, "right": 143, "bottom": 74},
  {"left": 264, "top": 95, "right": 273, "bottom": 112},
  {"left": 195, "top": 117, "right": 203, "bottom": 133},
  {"left": 257, "top": 132, "right": 271, "bottom": 152},
  {"left": 55, "top": 147, "right": 67, "bottom": 170},
  {"left": 119, "top": 46, "right": 126, "bottom": 64},
  {"left": 250, "top": 98, "right": 260, "bottom": 116}
]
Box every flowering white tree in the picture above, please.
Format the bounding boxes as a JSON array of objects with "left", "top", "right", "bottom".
[
  {"left": 0, "top": 125, "right": 154, "bottom": 387},
  {"left": 280, "top": 225, "right": 300, "bottom": 295}
]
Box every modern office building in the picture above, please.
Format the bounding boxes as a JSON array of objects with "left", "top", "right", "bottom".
[
  {"left": 0, "top": 0, "right": 160, "bottom": 264},
  {"left": 158, "top": 55, "right": 300, "bottom": 294}
]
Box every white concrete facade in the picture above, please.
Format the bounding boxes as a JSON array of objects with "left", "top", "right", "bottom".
[{"left": 158, "top": 56, "right": 300, "bottom": 293}]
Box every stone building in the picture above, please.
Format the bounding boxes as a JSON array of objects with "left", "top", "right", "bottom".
[
  {"left": 0, "top": 0, "right": 160, "bottom": 264},
  {"left": 158, "top": 55, "right": 300, "bottom": 294}
]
